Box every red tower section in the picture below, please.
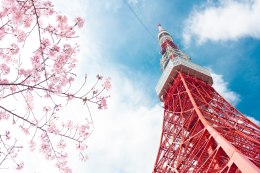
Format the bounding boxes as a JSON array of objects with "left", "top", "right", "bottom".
[{"left": 153, "top": 25, "right": 260, "bottom": 173}]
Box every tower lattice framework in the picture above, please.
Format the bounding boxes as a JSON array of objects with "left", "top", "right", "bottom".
[{"left": 153, "top": 25, "right": 260, "bottom": 173}]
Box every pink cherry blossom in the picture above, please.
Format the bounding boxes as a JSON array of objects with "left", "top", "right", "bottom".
[
  {"left": 74, "top": 17, "right": 84, "bottom": 28},
  {"left": 0, "top": 111, "right": 9, "bottom": 120},
  {"left": 1, "top": 54, "right": 11, "bottom": 63},
  {"left": 103, "top": 78, "right": 111, "bottom": 91},
  {"left": 10, "top": 43, "right": 19, "bottom": 55},
  {"left": 67, "top": 93, "right": 74, "bottom": 100},
  {"left": 43, "top": 106, "right": 52, "bottom": 112},
  {"left": 41, "top": 38, "right": 50, "bottom": 49},
  {"left": 56, "top": 15, "right": 68, "bottom": 23},
  {"left": 99, "top": 97, "right": 107, "bottom": 109},
  {"left": 57, "top": 140, "right": 66, "bottom": 150},
  {"left": 66, "top": 120, "right": 74, "bottom": 130},
  {"left": 11, "top": 10, "right": 23, "bottom": 24},
  {"left": 79, "top": 124, "right": 90, "bottom": 138},
  {"left": 16, "top": 162, "right": 24, "bottom": 170},
  {"left": 0, "top": 63, "right": 10, "bottom": 74},
  {"left": 43, "top": 1, "right": 54, "bottom": 15},
  {"left": 49, "top": 44, "right": 60, "bottom": 56},
  {"left": 29, "top": 140, "right": 36, "bottom": 151},
  {"left": 23, "top": 16, "right": 33, "bottom": 28},
  {"left": 10, "top": 85, "right": 17, "bottom": 92},
  {"left": 24, "top": 94, "right": 34, "bottom": 110},
  {"left": 68, "top": 76, "right": 74, "bottom": 83},
  {"left": 80, "top": 154, "right": 88, "bottom": 162},
  {"left": 59, "top": 152, "right": 68, "bottom": 161},
  {"left": 31, "top": 55, "right": 41, "bottom": 65},
  {"left": 20, "top": 126, "right": 30, "bottom": 135},
  {"left": 47, "top": 122, "right": 60, "bottom": 134},
  {"left": 16, "top": 30, "right": 26, "bottom": 42},
  {"left": 40, "top": 142, "right": 51, "bottom": 154},
  {"left": 0, "top": 78, "right": 9, "bottom": 84},
  {"left": 76, "top": 143, "right": 87, "bottom": 151}
]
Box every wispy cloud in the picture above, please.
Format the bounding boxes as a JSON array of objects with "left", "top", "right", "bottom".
[
  {"left": 183, "top": 0, "right": 260, "bottom": 44},
  {"left": 211, "top": 71, "right": 240, "bottom": 106}
]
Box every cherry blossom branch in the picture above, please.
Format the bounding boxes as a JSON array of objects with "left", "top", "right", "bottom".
[{"left": 0, "top": 0, "right": 110, "bottom": 171}]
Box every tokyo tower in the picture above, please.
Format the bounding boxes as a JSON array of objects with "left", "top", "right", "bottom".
[{"left": 153, "top": 24, "right": 260, "bottom": 173}]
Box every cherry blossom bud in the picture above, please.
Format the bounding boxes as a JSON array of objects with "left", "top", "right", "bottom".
[{"left": 96, "top": 74, "right": 103, "bottom": 80}]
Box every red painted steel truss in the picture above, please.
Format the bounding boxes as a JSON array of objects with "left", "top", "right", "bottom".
[{"left": 153, "top": 72, "right": 260, "bottom": 173}]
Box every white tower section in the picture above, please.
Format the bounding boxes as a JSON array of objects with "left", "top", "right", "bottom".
[{"left": 155, "top": 24, "right": 213, "bottom": 101}]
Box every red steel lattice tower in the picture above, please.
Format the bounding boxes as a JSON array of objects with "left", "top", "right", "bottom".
[{"left": 153, "top": 24, "right": 260, "bottom": 173}]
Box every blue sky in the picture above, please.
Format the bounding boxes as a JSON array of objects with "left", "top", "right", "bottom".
[
  {"left": 76, "top": 0, "right": 260, "bottom": 119},
  {"left": 8, "top": 0, "right": 259, "bottom": 173}
]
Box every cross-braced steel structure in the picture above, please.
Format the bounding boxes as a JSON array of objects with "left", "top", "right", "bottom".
[{"left": 153, "top": 24, "right": 260, "bottom": 173}]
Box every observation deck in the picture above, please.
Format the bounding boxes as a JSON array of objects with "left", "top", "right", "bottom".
[{"left": 155, "top": 57, "right": 213, "bottom": 101}]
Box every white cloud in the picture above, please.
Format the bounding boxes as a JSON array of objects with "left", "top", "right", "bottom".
[
  {"left": 247, "top": 116, "right": 260, "bottom": 126},
  {"left": 209, "top": 71, "right": 259, "bottom": 126},
  {"left": 85, "top": 103, "right": 162, "bottom": 173},
  {"left": 211, "top": 71, "right": 240, "bottom": 106},
  {"left": 183, "top": 0, "right": 260, "bottom": 44},
  {"left": 76, "top": 36, "right": 163, "bottom": 173}
]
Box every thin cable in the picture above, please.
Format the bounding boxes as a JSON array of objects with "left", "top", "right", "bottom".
[{"left": 123, "top": 0, "right": 157, "bottom": 41}]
